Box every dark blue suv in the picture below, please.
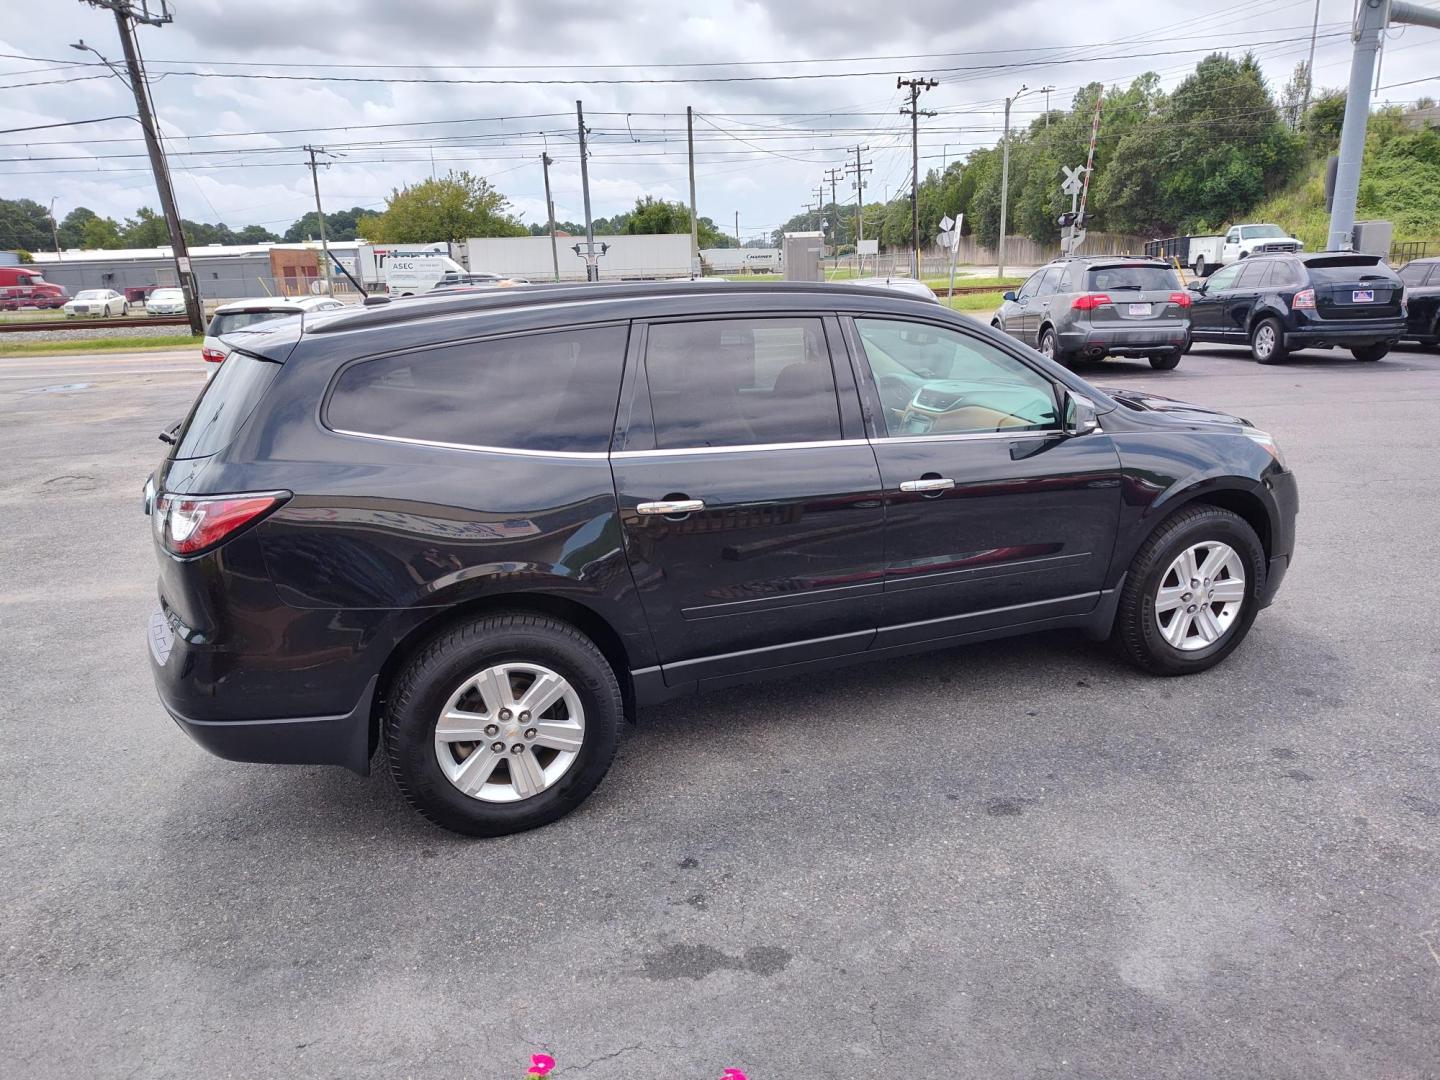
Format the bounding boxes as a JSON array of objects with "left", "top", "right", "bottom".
[{"left": 1188, "top": 252, "right": 1406, "bottom": 363}]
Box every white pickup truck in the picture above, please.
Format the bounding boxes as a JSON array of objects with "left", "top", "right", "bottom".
[{"left": 1146, "top": 224, "right": 1304, "bottom": 278}]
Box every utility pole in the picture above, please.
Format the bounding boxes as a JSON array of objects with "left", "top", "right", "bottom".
[
  {"left": 1328, "top": 0, "right": 1440, "bottom": 250},
  {"left": 576, "top": 99, "right": 599, "bottom": 281},
  {"left": 1041, "top": 85, "right": 1056, "bottom": 127},
  {"left": 845, "top": 145, "right": 872, "bottom": 272},
  {"left": 541, "top": 152, "right": 559, "bottom": 282},
  {"left": 74, "top": 2, "right": 203, "bottom": 335},
  {"left": 998, "top": 84, "right": 1031, "bottom": 280},
  {"left": 48, "top": 197, "right": 62, "bottom": 259},
  {"left": 304, "top": 145, "right": 336, "bottom": 296},
  {"left": 734, "top": 211, "right": 740, "bottom": 245},
  {"left": 1301, "top": 0, "right": 1321, "bottom": 121},
  {"left": 898, "top": 77, "right": 938, "bottom": 279},
  {"left": 686, "top": 106, "right": 699, "bottom": 276},
  {"left": 824, "top": 166, "right": 843, "bottom": 243}
]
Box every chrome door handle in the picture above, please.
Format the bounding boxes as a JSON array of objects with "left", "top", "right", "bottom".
[
  {"left": 899, "top": 478, "right": 955, "bottom": 493},
  {"left": 636, "top": 499, "right": 705, "bottom": 515}
]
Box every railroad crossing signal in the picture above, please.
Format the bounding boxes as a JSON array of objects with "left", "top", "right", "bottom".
[{"left": 1061, "top": 165, "right": 1086, "bottom": 196}]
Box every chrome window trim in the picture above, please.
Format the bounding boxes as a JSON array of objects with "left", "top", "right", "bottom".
[
  {"left": 330, "top": 428, "right": 611, "bottom": 460},
  {"left": 612, "top": 438, "right": 869, "bottom": 458},
  {"left": 334, "top": 427, "right": 1064, "bottom": 460}
]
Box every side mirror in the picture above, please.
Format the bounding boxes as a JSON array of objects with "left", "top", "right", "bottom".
[
  {"left": 1187, "top": 279, "right": 1205, "bottom": 293},
  {"left": 1065, "top": 391, "right": 1100, "bottom": 436},
  {"left": 1002, "top": 290, "right": 1017, "bottom": 302}
]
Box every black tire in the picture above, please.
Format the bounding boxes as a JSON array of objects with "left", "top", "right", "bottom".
[
  {"left": 1349, "top": 343, "right": 1389, "bottom": 362},
  {"left": 384, "top": 613, "right": 623, "bottom": 836},
  {"left": 1250, "top": 316, "right": 1287, "bottom": 364},
  {"left": 1193, "top": 255, "right": 1207, "bottom": 278},
  {"left": 1038, "top": 325, "right": 1068, "bottom": 367},
  {"left": 1111, "top": 505, "right": 1267, "bottom": 676},
  {"left": 1148, "top": 351, "right": 1181, "bottom": 370}
]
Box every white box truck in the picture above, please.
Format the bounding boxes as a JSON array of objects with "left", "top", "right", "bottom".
[{"left": 352, "top": 243, "right": 465, "bottom": 294}]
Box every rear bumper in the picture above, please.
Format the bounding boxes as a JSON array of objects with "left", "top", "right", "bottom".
[
  {"left": 1285, "top": 315, "right": 1405, "bottom": 349},
  {"left": 1058, "top": 324, "right": 1188, "bottom": 356},
  {"left": 148, "top": 606, "right": 376, "bottom": 775}
]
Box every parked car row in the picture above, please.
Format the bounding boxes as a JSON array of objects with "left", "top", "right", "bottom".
[{"left": 993, "top": 251, "right": 1429, "bottom": 367}]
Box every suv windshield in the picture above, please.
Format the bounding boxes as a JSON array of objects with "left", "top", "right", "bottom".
[
  {"left": 1241, "top": 225, "right": 1288, "bottom": 239},
  {"left": 208, "top": 310, "right": 296, "bottom": 336},
  {"left": 1086, "top": 265, "right": 1179, "bottom": 292}
]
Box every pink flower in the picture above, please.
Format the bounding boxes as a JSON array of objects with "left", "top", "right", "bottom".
[
  {"left": 528, "top": 1053, "right": 556, "bottom": 1077},
  {"left": 722, "top": 1070, "right": 748, "bottom": 1080}
]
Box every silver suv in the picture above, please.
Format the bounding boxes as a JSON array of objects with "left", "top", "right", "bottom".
[{"left": 993, "top": 256, "right": 1192, "bottom": 370}]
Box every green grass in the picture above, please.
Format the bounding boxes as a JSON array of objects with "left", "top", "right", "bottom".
[
  {"left": 943, "top": 292, "right": 1006, "bottom": 312},
  {"left": 0, "top": 335, "right": 202, "bottom": 358}
]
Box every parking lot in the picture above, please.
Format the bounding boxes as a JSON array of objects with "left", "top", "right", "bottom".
[{"left": 2, "top": 340, "right": 1437, "bottom": 1079}]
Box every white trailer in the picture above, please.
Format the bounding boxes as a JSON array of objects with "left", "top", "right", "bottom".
[
  {"left": 464, "top": 234, "right": 692, "bottom": 281},
  {"left": 1144, "top": 223, "right": 1303, "bottom": 277},
  {"left": 700, "top": 248, "right": 780, "bottom": 274}
]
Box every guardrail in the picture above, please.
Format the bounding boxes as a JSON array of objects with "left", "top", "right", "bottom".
[{"left": 0, "top": 316, "right": 191, "bottom": 334}]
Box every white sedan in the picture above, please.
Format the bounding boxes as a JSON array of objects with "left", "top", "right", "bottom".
[
  {"left": 201, "top": 295, "right": 347, "bottom": 375},
  {"left": 63, "top": 289, "right": 128, "bottom": 317},
  {"left": 145, "top": 287, "right": 187, "bottom": 315}
]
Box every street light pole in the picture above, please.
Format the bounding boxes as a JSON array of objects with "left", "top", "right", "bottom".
[
  {"left": 998, "top": 84, "right": 1029, "bottom": 280},
  {"left": 48, "top": 197, "right": 62, "bottom": 260}
]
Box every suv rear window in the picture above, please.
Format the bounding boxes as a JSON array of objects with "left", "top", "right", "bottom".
[
  {"left": 326, "top": 324, "right": 628, "bottom": 453},
  {"left": 1085, "top": 265, "right": 1180, "bottom": 292},
  {"left": 172, "top": 351, "right": 282, "bottom": 460},
  {"left": 1304, "top": 256, "right": 1393, "bottom": 283},
  {"left": 208, "top": 310, "right": 295, "bottom": 336}
]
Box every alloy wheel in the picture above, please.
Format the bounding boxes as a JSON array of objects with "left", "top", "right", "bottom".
[
  {"left": 433, "top": 662, "right": 585, "bottom": 803},
  {"left": 1040, "top": 331, "right": 1055, "bottom": 358},
  {"left": 1153, "top": 541, "right": 1246, "bottom": 651},
  {"left": 1253, "top": 323, "right": 1276, "bottom": 360}
]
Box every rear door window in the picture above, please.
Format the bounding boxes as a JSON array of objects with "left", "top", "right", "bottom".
[
  {"left": 644, "top": 318, "right": 840, "bottom": 448},
  {"left": 1086, "top": 265, "right": 1179, "bottom": 292},
  {"left": 1236, "top": 261, "right": 1275, "bottom": 289},
  {"left": 172, "top": 351, "right": 282, "bottom": 460},
  {"left": 1398, "top": 263, "right": 1432, "bottom": 286},
  {"left": 326, "top": 324, "right": 628, "bottom": 453}
]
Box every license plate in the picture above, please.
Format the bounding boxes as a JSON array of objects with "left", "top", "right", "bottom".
[
  {"left": 1128, "top": 303, "right": 1152, "bottom": 316},
  {"left": 1352, "top": 289, "right": 1374, "bottom": 303}
]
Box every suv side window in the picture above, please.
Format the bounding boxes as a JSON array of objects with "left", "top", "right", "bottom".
[
  {"left": 1016, "top": 271, "right": 1045, "bottom": 300},
  {"left": 645, "top": 317, "right": 840, "bottom": 449},
  {"left": 1399, "top": 262, "right": 1431, "bottom": 286},
  {"left": 1236, "top": 260, "right": 1273, "bottom": 289},
  {"left": 854, "top": 318, "right": 1060, "bottom": 437},
  {"left": 1205, "top": 263, "right": 1244, "bottom": 292},
  {"left": 1035, "top": 267, "right": 1064, "bottom": 296},
  {"left": 326, "top": 324, "right": 628, "bottom": 453}
]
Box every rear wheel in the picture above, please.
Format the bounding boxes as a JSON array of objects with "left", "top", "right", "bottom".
[
  {"left": 1250, "top": 317, "right": 1287, "bottom": 364},
  {"left": 1148, "top": 351, "right": 1181, "bottom": 370},
  {"left": 1038, "top": 325, "right": 1068, "bottom": 366},
  {"left": 1112, "top": 505, "right": 1266, "bottom": 675},
  {"left": 1193, "top": 255, "right": 1207, "bottom": 278},
  {"left": 1349, "top": 343, "right": 1389, "bottom": 361},
  {"left": 384, "top": 613, "right": 623, "bottom": 836}
]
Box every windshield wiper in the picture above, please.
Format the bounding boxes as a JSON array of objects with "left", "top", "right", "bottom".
[{"left": 1108, "top": 284, "right": 1144, "bottom": 291}]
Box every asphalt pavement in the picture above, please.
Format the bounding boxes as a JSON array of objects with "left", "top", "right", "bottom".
[{"left": 1, "top": 341, "right": 1437, "bottom": 1080}]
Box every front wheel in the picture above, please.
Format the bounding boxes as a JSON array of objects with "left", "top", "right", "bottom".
[
  {"left": 1349, "top": 343, "right": 1389, "bottom": 362},
  {"left": 1111, "top": 505, "right": 1267, "bottom": 675},
  {"left": 1250, "top": 317, "right": 1287, "bottom": 364},
  {"left": 384, "top": 613, "right": 623, "bottom": 836}
]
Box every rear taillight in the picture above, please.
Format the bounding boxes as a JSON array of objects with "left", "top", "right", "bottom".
[
  {"left": 154, "top": 492, "right": 287, "bottom": 556},
  {"left": 201, "top": 346, "right": 227, "bottom": 364},
  {"left": 1169, "top": 291, "right": 1192, "bottom": 308},
  {"left": 1071, "top": 293, "right": 1112, "bottom": 311},
  {"left": 1292, "top": 288, "right": 1316, "bottom": 310}
]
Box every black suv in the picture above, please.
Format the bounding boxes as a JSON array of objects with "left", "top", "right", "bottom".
[
  {"left": 146, "top": 282, "right": 1298, "bottom": 835},
  {"left": 1397, "top": 256, "right": 1439, "bottom": 348},
  {"left": 1188, "top": 251, "right": 1406, "bottom": 363}
]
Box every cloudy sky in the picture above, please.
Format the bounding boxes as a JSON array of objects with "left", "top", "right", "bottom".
[{"left": 1, "top": 0, "right": 1435, "bottom": 244}]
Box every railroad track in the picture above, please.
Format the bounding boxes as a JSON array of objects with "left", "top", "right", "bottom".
[
  {"left": 935, "top": 284, "right": 1015, "bottom": 297},
  {"left": 0, "top": 316, "right": 191, "bottom": 334}
]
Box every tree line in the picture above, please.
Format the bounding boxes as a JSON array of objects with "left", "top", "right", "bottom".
[{"left": 773, "top": 53, "right": 1361, "bottom": 251}]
